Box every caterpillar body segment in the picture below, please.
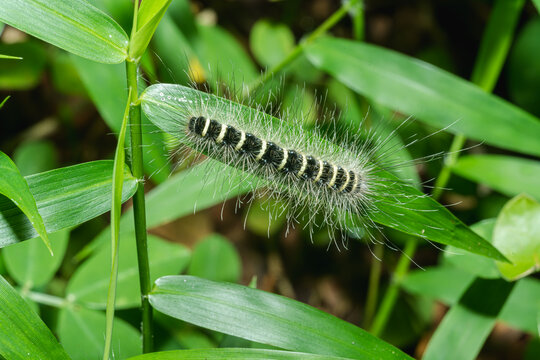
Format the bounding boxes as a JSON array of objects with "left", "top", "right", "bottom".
[{"left": 188, "top": 116, "right": 362, "bottom": 195}]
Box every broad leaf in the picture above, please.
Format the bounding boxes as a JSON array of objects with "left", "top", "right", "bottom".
[
  {"left": 150, "top": 275, "right": 412, "bottom": 359},
  {"left": 305, "top": 37, "right": 540, "bottom": 157},
  {"left": 0, "top": 160, "right": 137, "bottom": 248},
  {"left": 250, "top": 19, "right": 295, "bottom": 68},
  {"left": 140, "top": 83, "right": 507, "bottom": 261},
  {"left": 3, "top": 229, "right": 69, "bottom": 288},
  {"left": 493, "top": 194, "right": 540, "bottom": 280},
  {"left": 0, "top": 151, "right": 51, "bottom": 252},
  {"left": 0, "top": 0, "right": 128, "bottom": 63},
  {"left": 0, "top": 275, "right": 69, "bottom": 359},
  {"left": 188, "top": 234, "right": 242, "bottom": 283},
  {"left": 58, "top": 306, "right": 141, "bottom": 360}
]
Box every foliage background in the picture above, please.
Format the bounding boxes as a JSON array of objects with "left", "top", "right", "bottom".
[{"left": 1, "top": 0, "right": 540, "bottom": 359}]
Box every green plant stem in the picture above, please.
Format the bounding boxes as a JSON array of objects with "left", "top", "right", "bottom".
[
  {"left": 246, "top": 0, "right": 359, "bottom": 94},
  {"left": 125, "top": 1, "right": 153, "bottom": 353},
  {"left": 370, "top": 239, "right": 417, "bottom": 336},
  {"left": 363, "top": 242, "right": 383, "bottom": 328},
  {"left": 352, "top": 1, "right": 364, "bottom": 41},
  {"left": 127, "top": 59, "right": 153, "bottom": 353},
  {"left": 368, "top": 0, "right": 524, "bottom": 337},
  {"left": 24, "top": 290, "right": 67, "bottom": 308}
]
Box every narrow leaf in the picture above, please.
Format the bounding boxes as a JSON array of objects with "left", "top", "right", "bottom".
[
  {"left": 150, "top": 275, "right": 412, "bottom": 360},
  {"left": 423, "top": 278, "right": 515, "bottom": 360},
  {"left": 453, "top": 155, "right": 540, "bottom": 201},
  {"left": 305, "top": 37, "right": 540, "bottom": 157},
  {"left": 0, "top": 151, "right": 51, "bottom": 253},
  {"left": 0, "top": 275, "right": 70, "bottom": 359},
  {"left": 0, "top": 160, "right": 137, "bottom": 248},
  {"left": 402, "top": 266, "right": 540, "bottom": 334},
  {"left": 103, "top": 87, "right": 131, "bottom": 360},
  {"left": 0, "top": 0, "right": 128, "bottom": 63},
  {"left": 129, "top": 0, "right": 172, "bottom": 59},
  {"left": 127, "top": 348, "right": 357, "bottom": 360}
]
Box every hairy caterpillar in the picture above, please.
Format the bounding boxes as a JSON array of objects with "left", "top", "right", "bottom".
[
  {"left": 138, "top": 82, "right": 500, "bottom": 258},
  {"left": 140, "top": 83, "right": 423, "bottom": 245}
]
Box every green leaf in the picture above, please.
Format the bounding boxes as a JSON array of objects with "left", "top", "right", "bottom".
[
  {"left": 453, "top": 155, "right": 540, "bottom": 201},
  {"left": 493, "top": 194, "right": 540, "bottom": 280},
  {"left": 534, "top": 0, "right": 540, "bottom": 12},
  {"left": 0, "top": 151, "right": 51, "bottom": 253},
  {"left": 305, "top": 37, "right": 540, "bottom": 157},
  {"left": 402, "top": 266, "right": 540, "bottom": 334},
  {"left": 508, "top": 18, "right": 540, "bottom": 116},
  {"left": 195, "top": 24, "right": 258, "bottom": 87},
  {"left": 152, "top": 14, "right": 194, "bottom": 85},
  {"left": 250, "top": 19, "right": 295, "bottom": 68},
  {"left": 3, "top": 229, "right": 69, "bottom": 288},
  {"left": 0, "top": 41, "right": 46, "bottom": 90},
  {"left": 140, "top": 83, "right": 507, "bottom": 261},
  {"left": 0, "top": 0, "right": 128, "bottom": 63},
  {"left": 13, "top": 140, "right": 58, "bottom": 176},
  {"left": 0, "top": 275, "right": 70, "bottom": 359},
  {"left": 67, "top": 235, "right": 190, "bottom": 309},
  {"left": 422, "top": 278, "right": 515, "bottom": 360},
  {"left": 442, "top": 219, "right": 500, "bottom": 279},
  {"left": 150, "top": 275, "right": 412, "bottom": 359},
  {"left": 129, "top": 0, "right": 172, "bottom": 60},
  {"left": 127, "top": 348, "right": 358, "bottom": 360},
  {"left": 0, "top": 160, "right": 137, "bottom": 248},
  {"left": 188, "top": 234, "right": 242, "bottom": 283},
  {"left": 58, "top": 306, "right": 141, "bottom": 360}
]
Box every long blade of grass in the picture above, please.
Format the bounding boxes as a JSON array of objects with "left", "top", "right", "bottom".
[{"left": 103, "top": 88, "right": 131, "bottom": 360}]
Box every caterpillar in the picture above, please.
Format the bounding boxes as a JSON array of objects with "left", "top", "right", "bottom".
[{"left": 139, "top": 83, "right": 441, "bottom": 249}]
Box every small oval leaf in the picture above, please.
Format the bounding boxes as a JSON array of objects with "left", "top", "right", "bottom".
[{"left": 493, "top": 194, "right": 540, "bottom": 280}]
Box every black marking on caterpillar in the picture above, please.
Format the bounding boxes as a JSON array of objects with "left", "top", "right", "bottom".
[{"left": 187, "top": 116, "right": 362, "bottom": 194}]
